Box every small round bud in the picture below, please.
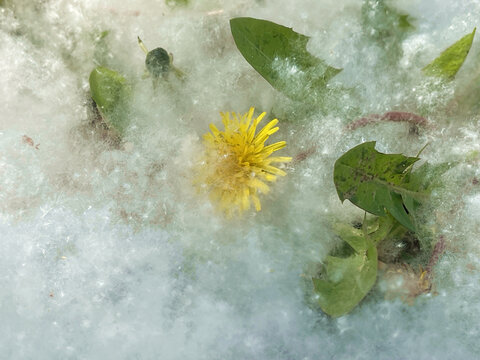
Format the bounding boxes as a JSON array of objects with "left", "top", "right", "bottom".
[{"left": 145, "top": 47, "right": 171, "bottom": 77}]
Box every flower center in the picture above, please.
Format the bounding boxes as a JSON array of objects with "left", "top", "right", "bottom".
[{"left": 211, "top": 147, "right": 251, "bottom": 192}]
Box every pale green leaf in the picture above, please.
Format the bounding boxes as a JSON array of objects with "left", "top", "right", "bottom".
[
  {"left": 89, "top": 66, "right": 131, "bottom": 135},
  {"left": 313, "top": 241, "right": 377, "bottom": 317},
  {"left": 423, "top": 28, "right": 476, "bottom": 79}
]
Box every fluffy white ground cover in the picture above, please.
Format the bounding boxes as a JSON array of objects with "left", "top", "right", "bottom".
[{"left": 1, "top": 0, "right": 480, "bottom": 358}]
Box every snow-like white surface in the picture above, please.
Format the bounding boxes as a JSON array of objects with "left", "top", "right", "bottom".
[{"left": 1, "top": 0, "right": 480, "bottom": 358}]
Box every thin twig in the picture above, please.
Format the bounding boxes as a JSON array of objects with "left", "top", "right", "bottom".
[{"left": 348, "top": 111, "right": 429, "bottom": 131}]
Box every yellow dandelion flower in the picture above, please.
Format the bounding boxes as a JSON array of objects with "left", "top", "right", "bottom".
[{"left": 198, "top": 107, "right": 291, "bottom": 215}]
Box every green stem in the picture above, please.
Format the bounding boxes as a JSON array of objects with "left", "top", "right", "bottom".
[
  {"left": 137, "top": 36, "right": 149, "bottom": 55},
  {"left": 171, "top": 65, "right": 186, "bottom": 80}
]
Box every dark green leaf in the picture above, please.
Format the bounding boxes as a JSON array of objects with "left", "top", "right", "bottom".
[
  {"left": 230, "top": 17, "right": 341, "bottom": 101},
  {"left": 423, "top": 28, "right": 476, "bottom": 79},
  {"left": 312, "top": 237, "right": 377, "bottom": 317},
  {"left": 89, "top": 66, "right": 130, "bottom": 135},
  {"left": 334, "top": 142, "right": 421, "bottom": 231}
]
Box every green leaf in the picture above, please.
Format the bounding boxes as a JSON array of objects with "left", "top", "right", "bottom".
[
  {"left": 315, "top": 214, "right": 402, "bottom": 316},
  {"left": 334, "top": 142, "right": 421, "bottom": 231},
  {"left": 230, "top": 17, "right": 341, "bottom": 101},
  {"left": 361, "top": 0, "right": 415, "bottom": 65},
  {"left": 333, "top": 215, "right": 394, "bottom": 252},
  {"left": 312, "top": 237, "right": 377, "bottom": 317},
  {"left": 89, "top": 66, "right": 131, "bottom": 135},
  {"left": 423, "top": 28, "right": 476, "bottom": 79},
  {"left": 333, "top": 223, "right": 368, "bottom": 253},
  {"left": 367, "top": 214, "right": 396, "bottom": 244},
  {"left": 398, "top": 14, "right": 415, "bottom": 31}
]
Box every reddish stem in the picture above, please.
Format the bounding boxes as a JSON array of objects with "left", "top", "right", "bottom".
[
  {"left": 293, "top": 147, "right": 317, "bottom": 163},
  {"left": 348, "top": 111, "right": 428, "bottom": 130}
]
